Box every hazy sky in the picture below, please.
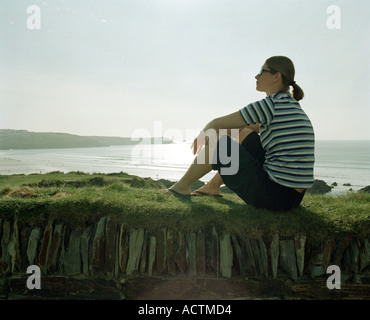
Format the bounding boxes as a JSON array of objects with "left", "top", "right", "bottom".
[{"left": 1, "top": 0, "right": 369, "bottom": 140}]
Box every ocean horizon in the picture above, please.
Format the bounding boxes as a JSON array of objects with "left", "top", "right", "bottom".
[{"left": 1, "top": 140, "right": 369, "bottom": 196}]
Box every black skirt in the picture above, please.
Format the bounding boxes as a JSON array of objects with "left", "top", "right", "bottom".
[{"left": 212, "top": 131, "right": 305, "bottom": 210}]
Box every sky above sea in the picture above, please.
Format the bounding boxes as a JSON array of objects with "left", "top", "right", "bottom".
[{"left": 0, "top": 0, "right": 369, "bottom": 140}]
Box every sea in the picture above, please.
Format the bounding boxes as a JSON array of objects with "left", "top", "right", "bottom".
[{"left": 1, "top": 140, "right": 369, "bottom": 196}]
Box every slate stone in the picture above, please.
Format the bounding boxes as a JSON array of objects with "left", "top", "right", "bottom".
[
  {"left": 118, "top": 224, "right": 129, "bottom": 274},
  {"left": 294, "top": 233, "right": 306, "bottom": 277},
  {"left": 241, "top": 238, "right": 257, "bottom": 277},
  {"left": 27, "top": 227, "right": 42, "bottom": 266},
  {"left": 105, "top": 218, "right": 118, "bottom": 277},
  {"left": 20, "top": 226, "right": 31, "bottom": 270},
  {"left": 38, "top": 223, "right": 53, "bottom": 273},
  {"left": 220, "top": 232, "right": 233, "bottom": 278},
  {"left": 166, "top": 230, "right": 176, "bottom": 276},
  {"left": 343, "top": 239, "right": 360, "bottom": 273},
  {"left": 174, "top": 232, "right": 186, "bottom": 274},
  {"left": 250, "top": 240, "right": 261, "bottom": 274},
  {"left": 114, "top": 230, "right": 120, "bottom": 278},
  {"left": 81, "top": 226, "right": 93, "bottom": 275},
  {"left": 155, "top": 228, "right": 167, "bottom": 275},
  {"left": 47, "top": 223, "right": 65, "bottom": 273},
  {"left": 126, "top": 228, "right": 144, "bottom": 276},
  {"left": 0, "top": 218, "right": 2, "bottom": 258},
  {"left": 205, "top": 226, "right": 219, "bottom": 276},
  {"left": 64, "top": 230, "right": 82, "bottom": 276},
  {"left": 269, "top": 233, "right": 279, "bottom": 279},
  {"left": 139, "top": 232, "right": 148, "bottom": 274},
  {"left": 148, "top": 236, "right": 156, "bottom": 276},
  {"left": 332, "top": 233, "right": 353, "bottom": 266},
  {"left": 1, "top": 219, "right": 11, "bottom": 248},
  {"left": 250, "top": 239, "right": 268, "bottom": 277},
  {"left": 231, "top": 235, "right": 247, "bottom": 277},
  {"left": 91, "top": 217, "right": 107, "bottom": 275},
  {"left": 359, "top": 239, "right": 370, "bottom": 272},
  {"left": 308, "top": 240, "right": 335, "bottom": 278},
  {"left": 196, "top": 230, "right": 206, "bottom": 276},
  {"left": 8, "top": 218, "right": 21, "bottom": 274},
  {"left": 0, "top": 219, "right": 12, "bottom": 274},
  {"left": 186, "top": 232, "right": 197, "bottom": 276},
  {"left": 280, "top": 240, "right": 297, "bottom": 281},
  {"left": 259, "top": 239, "right": 268, "bottom": 277}
]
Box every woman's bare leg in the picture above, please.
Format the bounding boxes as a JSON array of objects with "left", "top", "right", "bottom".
[
  {"left": 191, "top": 127, "right": 256, "bottom": 196},
  {"left": 169, "top": 142, "right": 214, "bottom": 195},
  {"left": 169, "top": 127, "right": 255, "bottom": 195}
]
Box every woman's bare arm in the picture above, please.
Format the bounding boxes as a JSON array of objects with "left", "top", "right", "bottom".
[{"left": 192, "top": 112, "right": 260, "bottom": 154}]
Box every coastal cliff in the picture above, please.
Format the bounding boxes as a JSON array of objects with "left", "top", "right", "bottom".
[{"left": 0, "top": 129, "right": 172, "bottom": 150}]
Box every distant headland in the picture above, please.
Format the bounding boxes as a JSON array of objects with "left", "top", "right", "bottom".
[{"left": 0, "top": 129, "right": 173, "bottom": 150}]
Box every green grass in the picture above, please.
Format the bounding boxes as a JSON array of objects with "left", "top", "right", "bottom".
[{"left": 0, "top": 172, "right": 369, "bottom": 244}]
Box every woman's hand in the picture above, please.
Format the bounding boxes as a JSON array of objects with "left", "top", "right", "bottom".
[
  {"left": 191, "top": 119, "right": 216, "bottom": 155},
  {"left": 191, "top": 130, "right": 208, "bottom": 155},
  {"left": 190, "top": 112, "right": 249, "bottom": 155}
]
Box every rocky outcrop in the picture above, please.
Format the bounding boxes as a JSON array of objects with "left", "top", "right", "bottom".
[
  {"left": 307, "top": 179, "right": 332, "bottom": 195},
  {"left": 359, "top": 186, "right": 370, "bottom": 193},
  {"left": 0, "top": 216, "right": 369, "bottom": 300}
]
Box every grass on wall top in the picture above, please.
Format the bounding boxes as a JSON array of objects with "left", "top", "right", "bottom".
[{"left": 0, "top": 171, "right": 369, "bottom": 244}]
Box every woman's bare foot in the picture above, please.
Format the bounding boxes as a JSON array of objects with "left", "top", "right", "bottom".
[
  {"left": 191, "top": 184, "right": 221, "bottom": 196},
  {"left": 168, "top": 182, "right": 191, "bottom": 195}
]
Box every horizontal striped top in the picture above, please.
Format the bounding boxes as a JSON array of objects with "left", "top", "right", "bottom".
[{"left": 239, "top": 91, "right": 315, "bottom": 189}]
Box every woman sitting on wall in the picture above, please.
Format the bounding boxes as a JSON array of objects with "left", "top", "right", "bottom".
[{"left": 166, "top": 56, "right": 315, "bottom": 211}]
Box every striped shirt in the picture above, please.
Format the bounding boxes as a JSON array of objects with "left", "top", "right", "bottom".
[{"left": 239, "top": 91, "right": 315, "bottom": 189}]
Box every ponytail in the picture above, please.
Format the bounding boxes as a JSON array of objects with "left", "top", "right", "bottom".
[
  {"left": 266, "top": 56, "right": 305, "bottom": 101},
  {"left": 291, "top": 82, "right": 304, "bottom": 101}
]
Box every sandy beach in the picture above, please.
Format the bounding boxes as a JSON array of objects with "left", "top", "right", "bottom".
[
  {"left": 0, "top": 157, "right": 43, "bottom": 175},
  {"left": 0, "top": 157, "right": 23, "bottom": 169}
]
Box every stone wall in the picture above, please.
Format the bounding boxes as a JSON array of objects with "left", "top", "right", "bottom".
[{"left": 0, "top": 216, "right": 369, "bottom": 299}]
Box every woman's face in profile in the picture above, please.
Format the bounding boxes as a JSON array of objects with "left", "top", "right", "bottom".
[{"left": 255, "top": 63, "right": 278, "bottom": 93}]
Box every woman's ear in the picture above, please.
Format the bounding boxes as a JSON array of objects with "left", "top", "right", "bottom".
[{"left": 274, "top": 72, "right": 283, "bottom": 82}]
